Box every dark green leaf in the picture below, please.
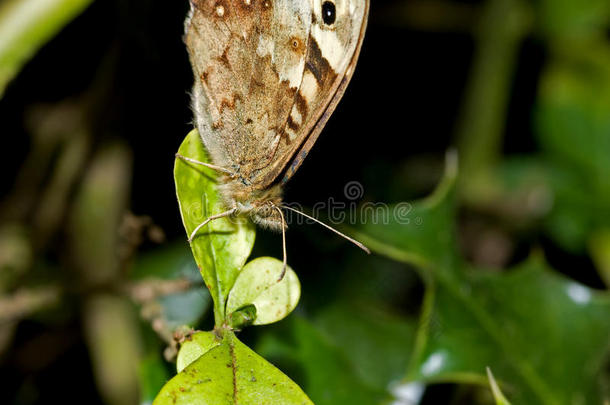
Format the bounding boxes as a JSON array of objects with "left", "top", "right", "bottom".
[
  {"left": 139, "top": 353, "right": 171, "bottom": 405},
  {"left": 357, "top": 159, "right": 610, "bottom": 404},
  {"left": 534, "top": 48, "right": 610, "bottom": 252},
  {"left": 408, "top": 257, "right": 610, "bottom": 404},
  {"left": 258, "top": 317, "right": 388, "bottom": 405},
  {"left": 314, "top": 302, "right": 416, "bottom": 390},
  {"left": 535, "top": 0, "right": 610, "bottom": 40},
  {"left": 352, "top": 153, "right": 459, "bottom": 276}
]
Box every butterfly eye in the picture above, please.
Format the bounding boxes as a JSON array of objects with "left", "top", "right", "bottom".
[{"left": 321, "top": 1, "right": 336, "bottom": 25}]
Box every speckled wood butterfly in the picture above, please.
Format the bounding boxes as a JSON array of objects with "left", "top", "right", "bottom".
[{"left": 180, "top": 0, "right": 370, "bottom": 276}]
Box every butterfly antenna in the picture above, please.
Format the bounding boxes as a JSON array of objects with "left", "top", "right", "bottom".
[
  {"left": 281, "top": 205, "right": 371, "bottom": 254},
  {"left": 188, "top": 208, "right": 237, "bottom": 243},
  {"left": 272, "top": 204, "right": 288, "bottom": 281}
]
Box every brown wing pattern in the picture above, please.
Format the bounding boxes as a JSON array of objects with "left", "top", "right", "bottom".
[
  {"left": 185, "top": 0, "right": 310, "bottom": 185},
  {"left": 185, "top": 0, "right": 368, "bottom": 190},
  {"left": 267, "top": 0, "right": 370, "bottom": 186}
]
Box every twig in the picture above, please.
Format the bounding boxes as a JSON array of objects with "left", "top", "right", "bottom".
[{"left": 0, "top": 286, "right": 61, "bottom": 324}]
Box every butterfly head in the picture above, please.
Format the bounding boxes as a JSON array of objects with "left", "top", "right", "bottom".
[
  {"left": 250, "top": 203, "right": 285, "bottom": 231},
  {"left": 221, "top": 182, "right": 285, "bottom": 231}
]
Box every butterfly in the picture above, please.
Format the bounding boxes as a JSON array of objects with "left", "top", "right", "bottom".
[{"left": 181, "top": 0, "right": 370, "bottom": 277}]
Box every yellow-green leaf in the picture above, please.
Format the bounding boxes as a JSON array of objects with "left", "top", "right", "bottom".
[
  {"left": 154, "top": 331, "right": 313, "bottom": 405},
  {"left": 226, "top": 257, "right": 300, "bottom": 326},
  {"left": 174, "top": 130, "right": 256, "bottom": 324},
  {"left": 176, "top": 331, "right": 221, "bottom": 373}
]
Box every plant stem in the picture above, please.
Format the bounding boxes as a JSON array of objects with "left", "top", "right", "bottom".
[{"left": 455, "top": 0, "right": 531, "bottom": 198}]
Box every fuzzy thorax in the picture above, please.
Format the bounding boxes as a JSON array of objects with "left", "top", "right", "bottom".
[{"left": 218, "top": 180, "right": 285, "bottom": 231}]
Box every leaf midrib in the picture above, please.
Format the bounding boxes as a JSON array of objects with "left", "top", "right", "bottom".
[{"left": 368, "top": 237, "right": 561, "bottom": 405}]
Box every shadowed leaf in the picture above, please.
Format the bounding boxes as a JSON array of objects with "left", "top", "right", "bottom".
[{"left": 356, "top": 158, "right": 610, "bottom": 404}]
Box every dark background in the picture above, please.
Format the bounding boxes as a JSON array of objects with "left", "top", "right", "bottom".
[{"left": 1, "top": 0, "right": 607, "bottom": 403}]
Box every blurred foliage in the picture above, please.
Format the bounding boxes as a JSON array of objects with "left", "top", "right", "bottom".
[
  {"left": 487, "top": 368, "right": 513, "bottom": 405},
  {"left": 1, "top": 0, "right": 609, "bottom": 404},
  {"left": 258, "top": 158, "right": 610, "bottom": 404},
  {"left": 257, "top": 303, "right": 416, "bottom": 404},
  {"left": 0, "top": 0, "right": 93, "bottom": 96}
]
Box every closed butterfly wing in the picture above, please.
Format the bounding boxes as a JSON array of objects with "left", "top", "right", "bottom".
[
  {"left": 268, "top": 0, "right": 370, "bottom": 186},
  {"left": 185, "top": 0, "right": 312, "bottom": 186},
  {"left": 185, "top": 0, "right": 369, "bottom": 191}
]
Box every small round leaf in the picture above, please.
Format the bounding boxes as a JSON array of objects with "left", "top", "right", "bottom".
[{"left": 226, "top": 257, "right": 300, "bottom": 326}]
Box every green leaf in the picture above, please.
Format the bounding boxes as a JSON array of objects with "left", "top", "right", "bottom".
[
  {"left": 175, "top": 129, "right": 256, "bottom": 325},
  {"left": 590, "top": 228, "right": 610, "bottom": 287},
  {"left": 352, "top": 152, "right": 459, "bottom": 276},
  {"left": 69, "top": 143, "right": 131, "bottom": 285},
  {"left": 176, "top": 331, "right": 221, "bottom": 373},
  {"left": 256, "top": 299, "right": 417, "bottom": 404},
  {"left": 314, "top": 302, "right": 416, "bottom": 391},
  {"left": 536, "top": 47, "right": 610, "bottom": 196},
  {"left": 257, "top": 317, "right": 388, "bottom": 405},
  {"left": 356, "top": 160, "right": 610, "bottom": 404},
  {"left": 487, "top": 368, "right": 512, "bottom": 405},
  {"left": 0, "top": 0, "right": 93, "bottom": 97},
  {"left": 154, "top": 331, "right": 313, "bottom": 405},
  {"left": 139, "top": 353, "right": 171, "bottom": 405},
  {"left": 535, "top": 0, "right": 610, "bottom": 40},
  {"left": 533, "top": 47, "right": 610, "bottom": 252},
  {"left": 409, "top": 257, "right": 610, "bottom": 403},
  {"left": 226, "top": 257, "right": 300, "bottom": 327}
]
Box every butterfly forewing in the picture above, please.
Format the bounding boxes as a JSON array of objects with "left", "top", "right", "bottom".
[
  {"left": 185, "top": 0, "right": 309, "bottom": 183},
  {"left": 185, "top": 0, "right": 368, "bottom": 190},
  {"left": 278, "top": 0, "right": 370, "bottom": 184}
]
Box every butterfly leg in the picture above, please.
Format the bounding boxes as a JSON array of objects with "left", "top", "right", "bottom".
[
  {"left": 188, "top": 207, "right": 238, "bottom": 243},
  {"left": 176, "top": 153, "right": 237, "bottom": 178}
]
